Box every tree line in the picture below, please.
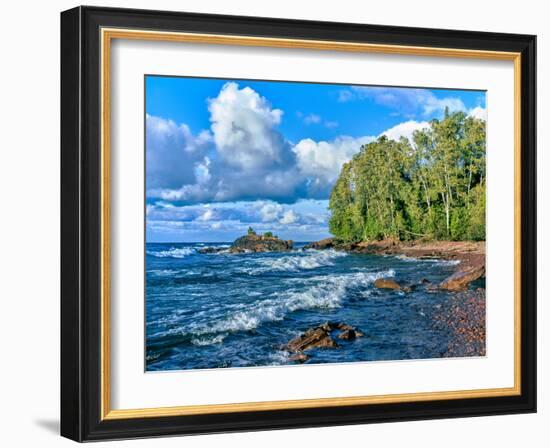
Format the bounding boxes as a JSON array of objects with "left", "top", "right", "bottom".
[{"left": 328, "top": 110, "right": 486, "bottom": 242}]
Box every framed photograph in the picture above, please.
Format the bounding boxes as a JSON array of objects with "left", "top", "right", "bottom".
[{"left": 60, "top": 6, "right": 536, "bottom": 442}]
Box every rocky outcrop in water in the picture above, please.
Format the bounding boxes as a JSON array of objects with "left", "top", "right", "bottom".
[
  {"left": 284, "top": 322, "right": 364, "bottom": 363},
  {"left": 197, "top": 246, "right": 226, "bottom": 254},
  {"left": 303, "top": 237, "right": 334, "bottom": 250},
  {"left": 229, "top": 233, "right": 293, "bottom": 253},
  {"left": 373, "top": 278, "right": 415, "bottom": 293}
]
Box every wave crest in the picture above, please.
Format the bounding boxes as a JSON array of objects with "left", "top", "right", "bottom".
[
  {"left": 182, "top": 268, "right": 395, "bottom": 339},
  {"left": 147, "top": 247, "right": 195, "bottom": 258},
  {"left": 238, "top": 249, "right": 348, "bottom": 274}
]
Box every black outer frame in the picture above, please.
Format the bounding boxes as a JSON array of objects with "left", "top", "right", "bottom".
[{"left": 60, "top": 5, "right": 536, "bottom": 442}]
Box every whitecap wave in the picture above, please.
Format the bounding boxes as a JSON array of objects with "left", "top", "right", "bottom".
[
  {"left": 191, "top": 334, "right": 226, "bottom": 346},
  {"left": 147, "top": 269, "right": 179, "bottom": 276},
  {"left": 183, "top": 268, "right": 395, "bottom": 338},
  {"left": 269, "top": 350, "right": 291, "bottom": 365},
  {"left": 240, "top": 249, "right": 347, "bottom": 274},
  {"left": 147, "top": 247, "right": 195, "bottom": 258}
]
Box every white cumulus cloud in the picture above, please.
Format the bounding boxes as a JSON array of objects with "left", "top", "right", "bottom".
[
  {"left": 468, "top": 106, "right": 487, "bottom": 121},
  {"left": 381, "top": 120, "right": 430, "bottom": 141},
  {"left": 208, "top": 82, "right": 289, "bottom": 170},
  {"left": 292, "top": 135, "right": 375, "bottom": 187},
  {"left": 280, "top": 210, "right": 298, "bottom": 225}
]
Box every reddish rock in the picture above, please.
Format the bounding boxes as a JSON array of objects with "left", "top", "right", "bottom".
[
  {"left": 374, "top": 278, "right": 402, "bottom": 290},
  {"left": 286, "top": 327, "right": 338, "bottom": 352},
  {"left": 439, "top": 263, "right": 485, "bottom": 291}
]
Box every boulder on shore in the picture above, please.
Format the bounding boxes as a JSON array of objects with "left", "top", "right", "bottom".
[
  {"left": 439, "top": 263, "right": 485, "bottom": 291},
  {"left": 229, "top": 234, "right": 293, "bottom": 253}
]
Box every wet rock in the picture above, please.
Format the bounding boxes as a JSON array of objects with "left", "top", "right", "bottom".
[
  {"left": 374, "top": 278, "right": 403, "bottom": 290},
  {"left": 285, "top": 322, "right": 365, "bottom": 358},
  {"left": 289, "top": 353, "right": 310, "bottom": 363},
  {"left": 337, "top": 329, "right": 362, "bottom": 340},
  {"left": 229, "top": 234, "right": 293, "bottom": 253},
  {"left": 286, "top": 327, "right": 338, "bottom": 352},
  {"left": 197, "top": 246, "right": 226, "bottom": 254},
  {"left": 439, "top": 263, "right": 485, "bottom": 291}
]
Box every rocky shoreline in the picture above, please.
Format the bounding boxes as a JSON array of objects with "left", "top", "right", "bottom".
[
  {"left": 307, "top": 238, "right": 485, "bottom": 292},
  {"left": 201, "top": 234, "right": 486, "bottom": 361},
  {"left": 296, "top": 237, "right": 487, "bottom": 360}
]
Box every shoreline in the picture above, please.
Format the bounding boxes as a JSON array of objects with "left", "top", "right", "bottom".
[
  {"left": 305, "top": 238, "right": 486, "bottom": 358},
  {"left": 310, "top": 238, "right": 485, "bottom": 268}
]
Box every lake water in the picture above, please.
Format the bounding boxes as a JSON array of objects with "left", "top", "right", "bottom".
[{"left": 145, "top": 242, "right": 470, "bottom": 371}]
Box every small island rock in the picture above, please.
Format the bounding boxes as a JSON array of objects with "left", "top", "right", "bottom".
[{"left": 229, "top": 233, "right": 293, "bottom": 253}]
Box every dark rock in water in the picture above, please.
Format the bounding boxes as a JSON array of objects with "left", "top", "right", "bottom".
[
  {"left": 286, "top": 327, "right": 338, "bottom": 352},
  {"left": 285, "top": 322, "right": 364, "bottom": 358},
  {"left": 338, "top": 329, "right": 361, "bottom": 340},
  {"left": 304, "top": 237, "right": 334, "bottom": 250},
  {"left": 439, "top": 263, "right": 485, "bottom": 291},
  {"left": 374, "top": 278, "right": 403, "bottom": 291},
  {"left": 289, "top": 353, "right": 310, "bottom": 363},
  {"left": 229, "top": 234, "right": 293, "bottom": 253},
  {"left": 197, "top": 246, "right": 226, "bottom": 254}
]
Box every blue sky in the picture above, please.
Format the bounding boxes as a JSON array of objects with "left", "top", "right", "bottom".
[{"left": 145, "top": 76, "right": 486, "bottom": 242}]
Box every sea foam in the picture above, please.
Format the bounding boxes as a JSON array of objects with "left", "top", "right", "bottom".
[
  {"left": 147, "top": 247, "right": 195, "bottom": 258},
  {"left": 238, "top": 249, "right": 348, "bottom": 274},
  {"left": 180, "top": 268, "right": 395, "bottom": 344}
]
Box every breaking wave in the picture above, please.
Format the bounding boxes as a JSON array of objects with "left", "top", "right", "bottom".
[
  {"left": 174, "top": 269, "right": 395, "bottom": 343},
  {"left": 237, "top": 249, "right": 348, "bottom": 274},
  {"left": 147, "top": 247, "right": 195, "bottom": 258}
]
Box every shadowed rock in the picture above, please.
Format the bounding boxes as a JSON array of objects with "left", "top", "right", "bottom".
[
  {"left": 338, "top": 329, "right": 361, "bottom": 340},
  {"left": 197, "top": 246, "right": 226, "bottom": 254},
  {"left": 284, "top": 322, "right": 364, "bottom": 361},
  {"left": 303, "top": 237, "right": 334, "bottom": 250}
]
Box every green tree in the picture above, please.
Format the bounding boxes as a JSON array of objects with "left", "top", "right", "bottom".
[{"left": 328, "top": 112, "right": 486, "bottom": 243}]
